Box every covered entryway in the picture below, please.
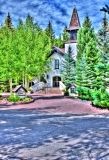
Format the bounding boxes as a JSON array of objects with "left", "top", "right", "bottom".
[{"left": 53, "top": 76, "right": 61, "bottom": 87}]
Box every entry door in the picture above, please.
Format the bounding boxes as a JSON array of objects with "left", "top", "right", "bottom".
[{"left": 53, "top": 76, "right": 61, "bottom": 87}]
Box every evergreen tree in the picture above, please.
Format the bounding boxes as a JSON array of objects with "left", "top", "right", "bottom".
[
  {"left": 76, "top": 15, "right": 102, "bottom": 88},
  {"left": 75, "top": 55, "right": 92, "bottom": 87},
  {"left": 61, "top": 45, "right": 75, "bottom": 89},
  {"left": 97, "top": 13, "right": 109, "bottom": 63},
  {"left": 17, "top": 18, "right": 24, "bottom": 29},
  {"left": 62, "top": 26, "right": 69, "bottom": 42},
  {"left": 76, "top": 15, "right": 96, "bottom": 60},
  {"left": 54, "top": 34, "right": 64, "bottom": 48},
  {"left": 25, "top": 14, "right": 42, "bottom": 32},
  {"left": 4, "top": 12, "right": 14, "bottom": 31},
  {"left": 100, "top": 5, "right": 109, "bottom": 14},
  {"left": 96, "top": 14, "right": 109, "bottom": 86},
  {"left": 45, "top": 21, "right": 55, "bottom": 46}
]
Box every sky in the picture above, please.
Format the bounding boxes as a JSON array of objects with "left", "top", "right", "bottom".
[{"left": 0, "top": 0, "right": 108, "bottom": 35}]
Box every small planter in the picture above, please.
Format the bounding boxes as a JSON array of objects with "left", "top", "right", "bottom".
[{"left": 0, "top": 97, "right": 34, "bottom": 106}]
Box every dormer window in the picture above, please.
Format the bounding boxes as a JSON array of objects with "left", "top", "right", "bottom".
[{"left": 55, "top": 59, "right": 59, "bottom": 69}]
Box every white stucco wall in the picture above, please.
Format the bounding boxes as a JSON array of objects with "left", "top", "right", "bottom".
[
  {"left": 65, "top": 43, "right": 77, "bottom": 60},
  {"left": 45, "top": 52, "right": 64, "bottom": 87}
]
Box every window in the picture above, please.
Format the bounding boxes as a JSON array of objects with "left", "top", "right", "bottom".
[
  {"left": 55, "top": 59, "right": 59, "bottom": 69},
  {"left": 70, "top": 88, "right": 74, "bottom": 93},
  {"left": 47, "top": 74, "right": 49, "bottom": 79}
]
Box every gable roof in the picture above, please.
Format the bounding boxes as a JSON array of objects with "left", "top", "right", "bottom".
[
  {"left": 13, "top": 85, "right": 27, "bottom": 92},
  {"left": 49, "top": 46, "right": 65, "bottom": 57},
  {"left": 67, "top": 6, "right": 81, "bottom": 31}
]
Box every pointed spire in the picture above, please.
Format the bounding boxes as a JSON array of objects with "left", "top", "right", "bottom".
[{"left": 67, "top": 6, "right": 81, "bottom": 31}]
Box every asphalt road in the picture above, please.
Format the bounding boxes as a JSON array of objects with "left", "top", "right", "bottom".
[{"left": 0, "top": 110, "right": 109, "bottom": 160}]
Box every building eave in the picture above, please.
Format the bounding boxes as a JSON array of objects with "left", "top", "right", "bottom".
[
  {"left": 49, "top": 46, "right": 65, "bottom": 57},
  {"left": 65, "top": 40, "right": 77, "bottom": 44}
]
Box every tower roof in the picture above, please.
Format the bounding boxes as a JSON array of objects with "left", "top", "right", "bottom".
[{"left": 67, "top": 6, "right": 81, "bottom": 31}]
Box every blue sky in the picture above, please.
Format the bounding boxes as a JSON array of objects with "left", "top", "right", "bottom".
[{"left": 0, "top": 0, "right": 108, "bottom": 35}]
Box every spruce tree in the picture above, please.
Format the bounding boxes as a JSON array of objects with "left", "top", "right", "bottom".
[
  {"left": 4, "top": 12, "right": 14, "bottom": 31},
  {"left": 97, "top": 13, "right": 109, "bottom": 62},
  {"left": 54, "top": 34, "right": 64, "bottom": 48},
  {"left": 45, "top": 21, "right": 55, "bottom": 46},
  {"left": 62, "top": 26, "right": 69, "bottom": 42},
  {"left": 76, "top": 15, "right": 102, "bottom": 88},
  {"left": 75, "top": 55, "right": 92, "bottom": 87},
  {"left": 61, "top": 45, "right": 75, "bottom": 89},
  {"left": 76, "top": 15, "right": 96, "bottom": 60},
  {"left": 97, "top": 14, "right": 109, "bottom": 86},
  {"left": 100, "top": 5, "right": 109, "bottom": 14}
]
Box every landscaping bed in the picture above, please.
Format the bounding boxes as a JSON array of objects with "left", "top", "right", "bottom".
[{"left": 0, "top": 94, "right": 34, "bottom": 106}]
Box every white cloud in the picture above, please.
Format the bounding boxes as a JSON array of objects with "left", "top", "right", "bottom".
[{"left": 0, "top": 0, "right": 108, "bottom": 35}]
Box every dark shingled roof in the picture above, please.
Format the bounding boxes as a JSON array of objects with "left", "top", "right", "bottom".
[{"left": 67, "top": 6, "right": 81, "bottom": 31}]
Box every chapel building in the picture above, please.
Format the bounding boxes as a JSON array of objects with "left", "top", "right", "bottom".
[{"left": 45, "top": 6, "right": 81, "bottom": 89}]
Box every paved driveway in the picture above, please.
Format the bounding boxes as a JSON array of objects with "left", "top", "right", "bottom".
[
  {"left": 0, "top": 110, "right": 109, "bottom": 160},
  {"left": 0, "top": 94, "right": 109, "bottom": 114}
]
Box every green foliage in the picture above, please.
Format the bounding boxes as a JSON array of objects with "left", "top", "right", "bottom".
[
  {"left": 54, "top": 35, "right": 64, "bottom": 48},
  {"left": 76, "top": 15, "right": 96, "bottom": 60},
  {"left": 64, "top": 90, "right": 69, "bottom": 96},
  {"left": 76, "top": 15, "right": 102, "bottom": 89},
  {"left": 75, "top": 55, "right": 92, "bottom": 87},
  {"left": 90, "top": 87, "right": 109, "bottom": 108},
  {"left": 62, "top": 26, "right": 69, "bottom": 42},
  {"left": 45, "top": 21, "right": 55, "bottom": 47},
  {"left": 97, "top": 27, "right": 109, "bottom": 65},
  {"left": 74, "top": 86, "right": 92, "bottom": 100},
  {"left": 96, "top": 16, "right": 109, "bottom": 87},
  {"left": 4, "top": 12, "right": 14, "bottom": 31},
  {"left": 0, "top": 13, "right": 52, "bottom": 92},
  {"left": 0, "top": 95, "right": 3, "bottom": 99},
  {"left": 75, "top": 85, "right": 109, "bottom": 108},
  {"left": 7, "top": 93, "right": 31, "bottom": 102},
  {"left": 23, "top": 97, "right": 30, "bottom": 102},
  {"left": 7, "top": 93, "right": 21, "bottom": 102},
  {"left": 61, "top": 45, "right": 75, "bottom": 89}
]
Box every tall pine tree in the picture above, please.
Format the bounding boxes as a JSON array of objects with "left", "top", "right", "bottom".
[
  {"left": 97, "top": 13, "right": 109, "bottom": 62},
  {"left": 76, "top": 15, "right": 102, "bottom": 88},
  {"left": 45, "top": 21, "right": 55, "bottom": 47},
  {"left": 62, "top": 26, "right": 69, "bottom": 42},
  {"left": 75, "top": 55, "right": 92, "bottom": 87},
  {"left": 76, "top": 15, "right": 96, "bottom": 60},
  {"left": 4, "top": 12, "right": 14, "bottom": 31},
  {"left": 61, "top": 45, "right": 75, "bottom": 89}
]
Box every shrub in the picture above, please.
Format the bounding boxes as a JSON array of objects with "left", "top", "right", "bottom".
[
  {"left": 0, "top": 95, "right": 3, "bottom": 100},
  {"left": 91, "top": 89, "right": 101, "bottom": 101},
  {"left": 7, "top": 93, "right": 21, "bottom": 102},
  {"left": 74, "top": 86, "right": 92, "bottom": 100},
  {"left": 92, "top": 99, "right": 100, "bottom": 107},
  {"left": 23, "top": 97, "right": 30, "bottom": 102},
  {"left": 27, "top": 88, "right": 32, "bottom": 91},
  {"left": 64, "top": 90, "right": 69, "bottom": 96}
]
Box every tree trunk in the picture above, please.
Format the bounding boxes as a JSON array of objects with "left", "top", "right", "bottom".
[
  {"left": 24, "top": 74, "right": 28, "bottom": 89},
  {"left": 27, "top": 79, "right": 29, "bottom": 88},
  {"left": 22, "top": 72, "right": 25, "bottom": 87},
  {"left": 9, "top": 78, "right": 12, "bottom": 93}
]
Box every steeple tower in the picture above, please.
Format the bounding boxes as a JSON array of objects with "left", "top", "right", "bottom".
[{"left": 67, "top": 6, "right": 80, "bottom": 41}]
